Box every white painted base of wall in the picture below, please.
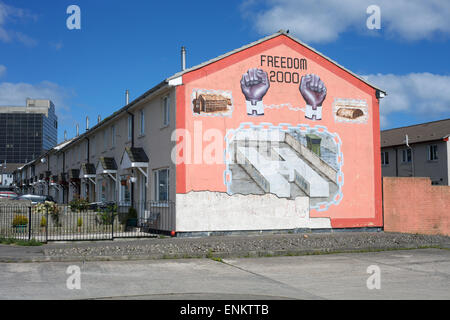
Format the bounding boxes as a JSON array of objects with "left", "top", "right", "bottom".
[{"left": 176, "top": 191, "right": 331, "bottom": 232}]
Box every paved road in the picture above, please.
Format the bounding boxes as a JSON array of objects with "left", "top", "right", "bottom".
[{"left": 0, "top": 248, "right": 448, "bottom": 300}]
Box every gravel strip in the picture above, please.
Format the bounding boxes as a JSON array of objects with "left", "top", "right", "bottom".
[{"left": 41, "top": 232, "right": 450, "bottom": 261}]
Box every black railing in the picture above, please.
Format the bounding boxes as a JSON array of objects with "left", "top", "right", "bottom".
[{"left": 0, "top": 200, "right": 175, "bottom": 242}]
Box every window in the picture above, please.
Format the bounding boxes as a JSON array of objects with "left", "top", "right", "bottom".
[
  {"left": 99, "top": 178, "right": 106, "bottom": 202},
  {"left": 428, "top": 145, "right": 438, "bottom": 161},
  {"left": 381, "top": 151, "right": 389, "bottom": 165},
  {"left": 128, "top": 115, "right": 133, "bottom": 141},
  {"left": 154, "top": 168, "right": 169, "bottom": 201},
  {"left": 111, "top": 125, "right": 116, "bottom": 147},
  {"left": 140, "top": 109, "right": 145, "bottom": 135},
  {"left": 120, "top": 175, "right": 130, "bottom": 204},
  {"left": 163, "top": 96, "right": 170, "bottom": 126},
  {"left": 402, "top": 149, "right": 412, "bottom": 163}
]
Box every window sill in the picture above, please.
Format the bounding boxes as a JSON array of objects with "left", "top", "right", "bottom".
[
  {"left": 160, "top": 124, "right": 170, "bottom": 130},
  {"left": 151, "top": 203, "right": 169, "bottom": 208},
  {"left": 138, "top": 134, "right": 146, "bottom": 139}
]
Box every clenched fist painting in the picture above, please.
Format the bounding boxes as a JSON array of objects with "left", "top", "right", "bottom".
[
  {"left": 300, "top": 74, "right": 327, "bottom": 120},
  {"left": 240, "top": 68, "right": 270, "bottom": 116}
]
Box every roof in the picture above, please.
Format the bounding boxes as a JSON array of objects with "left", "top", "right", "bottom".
[
  {"left": 81, "top": 163, "right": 96, "bottom": 175},
  {"left": 59, "top": 80, "right": 168, "bottom": 153},
  {"left": 381, "top": 118, "right": 450, "bottom": 148},
  {"left": 68, "top": 169, "right": 80, "bottom": 179},
  {"left": 168, "top": 30, "right": 386, "bottom": 94},
  {"left": 54, "top": 139, "right": 75, "bottom": 151},
  {"left": 125, "top": 147, "right": 149, "bottom": 163},
  {"left": 99, "top": 157, "right": 118, "bottom": 171}
]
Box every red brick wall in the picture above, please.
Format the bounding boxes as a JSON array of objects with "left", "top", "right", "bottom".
[{"left": 383, "top": 177, "right": 450, "bottom": 236}]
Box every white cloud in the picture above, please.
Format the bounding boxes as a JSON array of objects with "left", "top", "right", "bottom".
[
  {"left": 0, "top": 65, "right": 6, "bottom": 77},
  {"left": 243, "top": 0, "right": 450, "bottom": 43},
  {"left": 0, "top": 81, "right": 72, "bottom": 113},
  {"left": 363, "top": 73, "right": 450, "bottom": 127},
  {"left": 0, "top": 1, "right": 38, "bottom": 46}
]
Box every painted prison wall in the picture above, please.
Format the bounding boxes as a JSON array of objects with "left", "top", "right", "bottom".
[
  {"left": 174, "top": 34, "right": 383, "bottom": 232},
  {"left": 383, "top": 177, "right": 450, "bottom": 236}
]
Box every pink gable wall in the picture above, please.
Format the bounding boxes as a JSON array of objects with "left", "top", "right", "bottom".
[{"left": 175, "top": 35, "right": 382, "bottom": 228}]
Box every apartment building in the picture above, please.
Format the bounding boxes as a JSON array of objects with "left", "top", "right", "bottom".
[
  {"left": 13, "top": 31, "right": 386, "bottom": 235},
  {"left": 381, "top": 118, "right": 450, "bottom": 185}
]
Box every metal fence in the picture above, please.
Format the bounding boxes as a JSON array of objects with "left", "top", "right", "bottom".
[{"left": 0, "top": 200, "right": 176, "bottom": 242}]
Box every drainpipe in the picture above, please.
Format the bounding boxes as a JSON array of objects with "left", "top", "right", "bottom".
[
  {"left": 127, "top": 110, "right": 135, "bottom": 205},
  {"left": 86, "top": 137, "right": 90, "bottom": 161}
]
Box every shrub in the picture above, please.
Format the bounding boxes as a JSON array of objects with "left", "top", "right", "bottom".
[
  {"left": 96, "top": 203, "right": 117, "bottom": 225},
  {"left": 40, "top": 216, "right": 47, "bottom": 228},
  {"left": 77, "top": 217, "right": 83, "bottom": 228},
  {"left": 12, "top": 215, "right": 28, "bottom": 227},
  {"left": 35, "top": 201, "right": 61, "bottom": 227},
  {"left": 128, "top": 207, "right": 137, "bottom": 219},
  {"left": 69, "top": 198, "right": 90, "bottom": 212}
]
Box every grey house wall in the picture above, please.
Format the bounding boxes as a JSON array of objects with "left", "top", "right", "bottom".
[
  {"left": 22, "top": 84, "right": 177, "bottom": 209},
  {"left": 381, "top": 140, "right": 449, "bottom": 185}
]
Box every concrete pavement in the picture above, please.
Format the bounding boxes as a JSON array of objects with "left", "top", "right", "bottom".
[{"left": 0, "top": 248, "right": 448, "bottom": 300}]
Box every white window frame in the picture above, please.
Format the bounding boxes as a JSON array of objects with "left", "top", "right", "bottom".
[
  {"left": 428, "top": 145, "right": 438, "bottom": 161},
  {"left": 140, "top": 109, "right": 145, "bottom": 135},
  {"left": 402, "top": 149, "right": 412, "bottom": 163},
  {"left": 119, "top": 175, "right": 131, "bottom": 205},
  {"left": 381, "top": 151, "right": 389, "bottom": 165},
  {"left": 153, "top": 168, "right": 169, "bottom": 202}
]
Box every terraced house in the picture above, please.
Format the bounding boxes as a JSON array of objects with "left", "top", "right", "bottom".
[{"left": 13, "top": 31, "right": 386, "bottom": 236}]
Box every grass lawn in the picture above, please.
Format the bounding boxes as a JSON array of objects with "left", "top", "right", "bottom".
[{"left": 0, "top": 237, "right": 43, "bottom": 246}]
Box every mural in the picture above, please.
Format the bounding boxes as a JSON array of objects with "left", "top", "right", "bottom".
[
  {"left": 224, "top": 123, "right": 343, "bottom": 211},
  {"left": 178, "top": 35, "right": 381, "bottom": 231},
  {"left": 191, "top": 89, "right": 234, "bottom": 117},
  {"left": 333, "top": 98, "right": 368, "bottom": 124},
  {"left": 240, "top": 68, "right": 270, "bottom": 116},
  {"left": 239, "top": 70, "right": 327, "bottom": 120},
  {"left": 300, "top": 74, "right": 327, "bottom": 121}
]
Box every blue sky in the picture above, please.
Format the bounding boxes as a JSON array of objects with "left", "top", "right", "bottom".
[{"left": 0, "top": 0, "right": 449, "bottom": 142}]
